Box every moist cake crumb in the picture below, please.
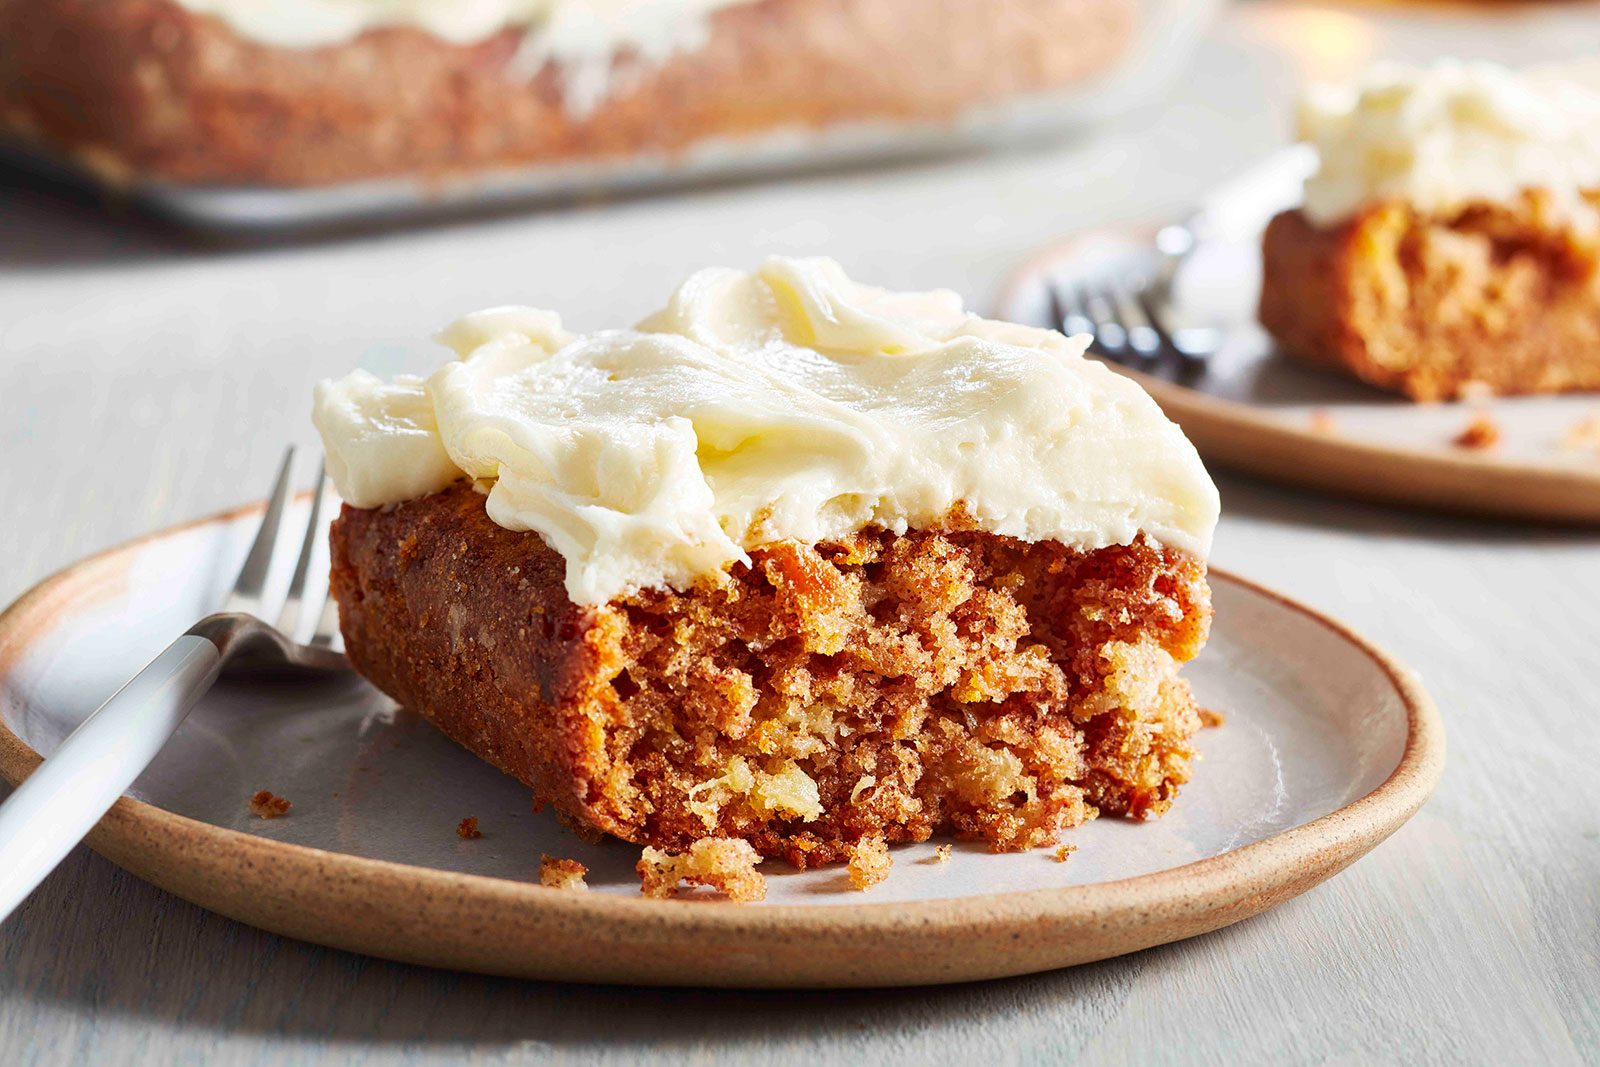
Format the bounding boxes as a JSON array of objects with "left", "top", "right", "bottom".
[
  {"left": 249, "top": 791, "right": 291, "bottom": 819},
  {"left": 933, "top": 845, "right": 952, "bottom": 863},
  {"left": 637, "top": 838, "right": 767, "bottom": 902},
  {"left": 1053, "top": 843, "right": 1077, "bottom": 862},
  {"left": 845, "top": 837, "right": 892, "bottom": 890},
  {"left": 457, "top": 817, "right": 483, "bottom": 840},
  {"left": 1454, "top": 413, "right": 1502, "bottom": 450},
  {"left": 539, "top": 855, "right": 590, "bottom": 891},
  {"left": 1198, "top": 708, "right": 1227, "bottom": 728}
]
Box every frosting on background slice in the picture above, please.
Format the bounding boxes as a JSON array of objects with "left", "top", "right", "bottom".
[
  {"left": 1299, "top": 58, "right": 1600, "bottom": 227},
  {"left": 171, "top": 0, "right": 752, "bottom": 47},
  {"left": 314, "top": 256, "right": 1220, "bottom": 606}
]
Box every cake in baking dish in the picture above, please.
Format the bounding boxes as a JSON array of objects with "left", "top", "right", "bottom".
[
  {"left": 0, "top": 0, "right": 1136, "bottom": 188},
  {"left": 314, "top": 257, "right": 1219, "bottom": 868},
  {"left": 1260, "top": 60, "right": 1600, "bottom": 402}
]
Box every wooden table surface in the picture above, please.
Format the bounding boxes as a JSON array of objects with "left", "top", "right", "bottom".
[{"left": 2, "top": 4, "right": 1597, "bottom": 1063}]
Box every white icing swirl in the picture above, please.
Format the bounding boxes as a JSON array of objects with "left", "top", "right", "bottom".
[
  {"left": 314, "top": 257, "right": 1219, "bottom": 606},
  {"left": 171, "top": 0, "right": 756, "bottom": 111},
  {"left": 171, "top": 0, "right": 747, "bottom": 47},
  {"left": 1299, "top": 59, "right": 1600, "bottom": 227}
]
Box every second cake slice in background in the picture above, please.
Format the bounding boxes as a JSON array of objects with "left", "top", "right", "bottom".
[{"left": 1260, "top": 60, "right": 1600, "bottom": 402}]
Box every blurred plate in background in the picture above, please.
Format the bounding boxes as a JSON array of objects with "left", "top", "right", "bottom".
[{"left": 0, "top": 0, "right": 1220, "bottom": 234}]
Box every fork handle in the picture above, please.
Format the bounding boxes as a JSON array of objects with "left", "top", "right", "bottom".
[{"left": 0, "top": 634, "right": 222, "bottom": 924}]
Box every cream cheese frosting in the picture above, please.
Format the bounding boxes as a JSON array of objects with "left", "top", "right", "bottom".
[
  {"left": 172, "top": 0, "right": 749, "bottom": 47},
  {"left": 313, "top": 257, "right": 1219, "bottom": 606},
  {"left": 172, "top": 0, "right": 755, "bottom": 112},
  {"left": 1299, "top": 59, "right": 1600, "bottom": 227}
]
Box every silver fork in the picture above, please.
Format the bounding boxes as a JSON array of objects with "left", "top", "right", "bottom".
[
  {"left": 1041, "top": 147, "right": 1321, "bottom": 381},
  {"left": 0, "top": 448, "right": 346, "bottom": 922},
  {"left": 1048, "top": 258, "right": 1220, "bottom": 385}
]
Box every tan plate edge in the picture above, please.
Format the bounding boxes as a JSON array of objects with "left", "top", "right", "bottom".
[
  {"left": 0, "top": 499, "right": 1447, "bottom": 988},
  {"left": 996, "top": 233, "right": 1600, "bottom": 524}
]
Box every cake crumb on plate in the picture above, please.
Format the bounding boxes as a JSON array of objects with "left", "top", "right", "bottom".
[
  {"left": 457, "top": 816, "right": 482, "bottom": 839},
  {"left": 846, "top": 837, "right": 891, "bottom": 890},
  {"left": 1453, "top": 413, "right": 1502, "bottom": 450},
  {"left": 248, "top": 791, "right": 291, "bottom": 819},
  {"left": 1199, "top": 708, "right": 1227, "bottom": 728},
  {"left": 539, "top": 855, "right": 589, "bottom": 891},
  {"left": 637, "top": 838, "right": 766, "bottom": 902},
  {"left": 1054, "top": 844, "right": 1077, "bottom": 863}
]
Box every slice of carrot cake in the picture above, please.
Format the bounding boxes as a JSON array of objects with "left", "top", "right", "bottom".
[
  {"left": 1260, "top": 59, "right": 1600, "bottom": 401},
  {"left": 314, "top": 256, "right": 1219, "bottom": 868}
]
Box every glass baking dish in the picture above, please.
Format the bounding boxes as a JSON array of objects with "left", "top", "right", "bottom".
[{"left": 0, "top": 0, "right": 1222, "bottom": 233}]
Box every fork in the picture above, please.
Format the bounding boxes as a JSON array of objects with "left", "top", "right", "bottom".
[
  {"left": 1046, "top": 245, "right": 1220, "bottom": 385},
  {"left": 1041, "top": 146, "right": 1320, "bottom": 382},
  {"left": 0, "top": 448, "right": 346, "bottom": 922}
]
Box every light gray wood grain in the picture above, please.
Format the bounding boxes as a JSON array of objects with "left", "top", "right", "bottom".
[{"left": 2, "top": 4, "right": 1598, "bottom": 1064}]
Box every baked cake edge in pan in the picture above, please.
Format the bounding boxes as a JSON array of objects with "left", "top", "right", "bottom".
[{"left": 0, "top": 0, "right": 1136, "bottom": 187}]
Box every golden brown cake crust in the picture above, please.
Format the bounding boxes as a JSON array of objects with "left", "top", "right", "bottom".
[
  {"left": 330, "top": 482, "right": 1211, "bottom": 867},
  {"left": 1259, "top": 201, "right": 1600, "bottom": 402},
  {"left": 0, "top": 0, "right": 1132, "bottom": 187}
]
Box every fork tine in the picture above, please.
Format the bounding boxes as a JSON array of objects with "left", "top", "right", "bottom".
[
  {"left": 274, "top": 457, "right": 327, "bottom": 638},
  {"left": 1080, "top": 283, "right": 1128, "bottom": 357},
  {"left": 310, "top": 587, "right": 342, "bottom": 651},
  {"left": 310, "top": 592, "right": 342, "bottom": 652},
  {"left": 224, "top": 448, "right": 296, "bottom": 618},
  {"left": 1105, "top": 279, "right": 1163, "bottom": 359},
  {"left": 1133, "top": 288, "right": 1211, "bottom": 385},
  {"left": 310, "top": 474, "right": 343, "bottom": 651},
  {"left": 1047, "top": 280, "right": 1095, "bottom": 341}
]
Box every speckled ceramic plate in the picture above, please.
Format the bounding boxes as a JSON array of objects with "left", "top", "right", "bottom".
[
  {"left": 0, "top": 497, "right": 1443, "bottom": 987},
  {"left": 995, "top": 149, "right": 1600, "bottom": 524}
]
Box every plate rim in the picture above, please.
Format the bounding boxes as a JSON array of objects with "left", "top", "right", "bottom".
[
  {"left": 0, "top": 498, "right": 1446, "bottom": 986},
  {"left": 995, "top": 227, "right": 1600, "bottom": 524}
]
